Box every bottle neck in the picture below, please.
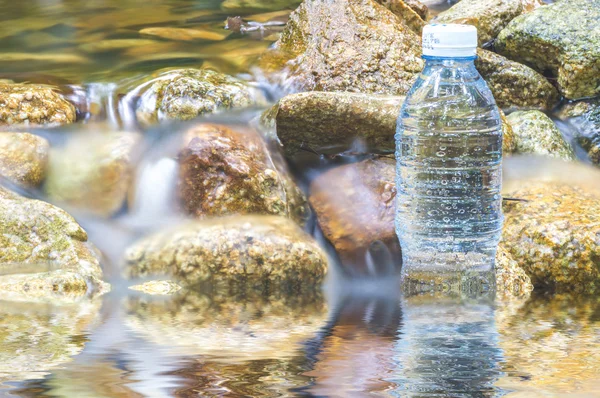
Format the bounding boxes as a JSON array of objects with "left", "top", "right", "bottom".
[{"left": 422, "top": 55, "right": 477, "bottom": 68}]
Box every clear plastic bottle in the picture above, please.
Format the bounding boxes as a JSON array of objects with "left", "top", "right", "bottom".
[{"left": 395, "top": 24, "right": 503, "bottom": 293}]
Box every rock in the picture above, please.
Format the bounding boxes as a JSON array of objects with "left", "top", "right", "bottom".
[
  {"left": 558, "top": 98, "right": 600, "bottom": 166},
  {"left": 506, "top": 110, "right": 575, "bottom": 160},
  {"left": 0, "top": 299, "right": 102, "bottom": 383},
  {"left": 125, "top": 215, "right": 328, "bottom": 290},
  {"left": 495, "top": 246, "right": 533, "bottom": 297},
  {"left": 434, "top": 0, "right": 542, "bottom": 46},
  {"left": 45, "top": 132, "right": 140, "bottom": 217},
  {"left": 375, "top": 0, "right": 426, "bottom": 33},
  {"left": 0, "top": 132, "right": 49, "bottom": 188},
  {"left": 258, "top": 0, "right": 423, "bottom": 95},
  {"left": 401, "top": 0, "right": 430, "bottom": 20},
  {"left": 129, "top": 280, "right": 182, "bottom": 295},
  {"left": 495, "top": 0, "right": 600, "bottom": 99},
  {"left": 179, "top": 124, "right": 309, "bottom": 224},
  {"left": 0, "top": 187, "right": 107, "bottom": 301},
  {"left": 125, "top": 289, "right": 327, "bottom": 360},
  {"left": 0, "top": 83, "right": 76, "bottom": 126},
  {"left": 500, "top": 110, "right": 517, "bottom": 154},
  {"left": 265, "top": 91, "right": 516, "bottom": 156},
  {"left": 501, "top": 181, "right": 600, "bottom": 292},
  {"left": 139, "top": 27, "right": 227, "bottom": 42},
  {"left": 221, "top": 0, "right": 302, "bottom": 13},
  {"left": 309, "top": 157, "right": 401, "bottom": 275},
  {"left": 475, "top": 49, "right": 559, "bottom": 111},
  {"left": 133, "top": 69, "right": 266, "bottom": 126}
]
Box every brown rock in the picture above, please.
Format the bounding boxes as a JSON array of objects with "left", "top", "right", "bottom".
[
  {"left": 375, "top": 0, "right": 426, "bottom": 33},
  {"left": 0, "top": 83, "right": 76, "bottom": 126},
  {"left": 258, "top": 0, "right": 423, "bottom": 95},
  {"left": 178, "top": 124, "right": 309, "bottom": 224},
  {"left": 0, "top": 132, "right": 49, "bottom": 188}
]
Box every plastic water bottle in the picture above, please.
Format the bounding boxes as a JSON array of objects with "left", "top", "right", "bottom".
[{"left": 395, "top": 24, "right": 503, "bottom": 293}]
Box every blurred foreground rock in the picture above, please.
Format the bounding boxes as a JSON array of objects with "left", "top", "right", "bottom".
[
  {"left": 434, "top": 0, "right": 542, "bottom": 46},
  {"left": 132, "top": 68, "right": 266, "bottom": 126},
  {"left": 496, "top": 0, "right": 600, "bottom": 99},
  {"left": 258, "top": 0, "right": 423, "bottom": 94},
  {"left": 179, "top": 124, "right": 309, "bottom": 224},
  {"left": 45, "top": 132, "right": 140, "bottom": 217},
  {"left": 125, "top": 215, "right": 328, "bottom": 290},
  {"left": 475, "top": 49, "right": 558, "bottom": 111},
  {"left": 0, "top": 83, "right": 76, "bottom": 126},
  {"left": 0, "top": 187, "right": 108, "bottom": 301},
  {"left": 0, "top": 132, "right": 49, "bottom": 188},
  {"left": 501, "top": 181, "right": 600, "bottom": 292},
  {"left": 506, "top": 110, "right": 575, "bottom": 160}
]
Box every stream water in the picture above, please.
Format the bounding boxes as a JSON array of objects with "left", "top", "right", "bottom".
[{"left": 1, "top": 0, "right": 599, "bottom": 397}]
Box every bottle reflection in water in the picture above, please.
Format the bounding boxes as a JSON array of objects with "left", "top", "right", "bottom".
[{"left": 395, "top": 24, "right": 503, "bottom": 292}]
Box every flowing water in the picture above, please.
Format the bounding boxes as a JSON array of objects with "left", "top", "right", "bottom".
[{"left": 1, "top": 1, "right": 600, "bottom": 397}]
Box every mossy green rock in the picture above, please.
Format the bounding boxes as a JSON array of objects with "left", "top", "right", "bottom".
[
  {"left": 221, "top": 0, "right": 302, "bottom": 13},
  {"left": 475, "top": 49, "right": 558, "bottom": 111},
  {"left": 496, "top": 0, "right": 600, "bottom": 100},
  {"left": 125, "top": 215, "right": 328, "bottom": 290},
  {"left": 501, "top": 181, "right": 600, "bottom": 292},
  {"left": 506, "top": 110, "right": 575, "bottom": 160},
  {"left": 134, "top": 69, "right": 266, "bottom": 126},
  {"left": 434, "top": 0, "right": 542, "bottom": 46},
  {"left": 0, "top": 83, "right": 76, "bottom": 126},
  {"left": 45, "top": 132, "right": 140, "bottom": 217},
  {"left": 178, "top": 124, "right": 309, "bottom": 224},
  {"left": 0, "top": 132, "right": 49, "bottom": 188},
  {"left": 258, "top": 0, "right": 423, "bottom": 95},
  {"left": 0, "top": 187, "right": 107, "bottom": 301},
  {"left": 558, "top": 98, "right": 600, "bottom": 166}
]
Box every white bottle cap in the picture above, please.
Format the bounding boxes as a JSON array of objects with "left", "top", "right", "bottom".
[{"left": 422, "top": 24, "right": 477, "bottom": 58}]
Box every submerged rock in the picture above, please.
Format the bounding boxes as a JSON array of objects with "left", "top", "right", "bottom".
[
  {"left": 0, "top": 83, "right": 76, "bottom": 126},
  {"left": 506, "top": 110, "right": 575, "bottom": 160},
  {"left": 375, "top": 0, "right": 426, "bottom": 33},
  {"left": 266, "top": 92, "right": 404, "bottom": 156},
  {"left": 0, "top": 187, "right": 107, "bottom": 301},
  {"left": 125, "top": 215, "right": 328, "bottom": 290},
  {"left": 434, "top": 0, "right": 542, "bottom": 46},
  {"left": 475, "top": 49, "right": 558, "bottom": 111},
  {"left": 558, "top": 98, "right": 600, "bottom": 166},
  {"left": 133, "top": 69, "right": 266, "bottom": 126},
  {"left": 501, "top": 181, "right": 600, "bottom": 292},
  {"left": 45, "top": 132, "right": 140, "bottom": 217},
  {"left": 179, "top": 124, "right": 309, "bottom": 224},
  {"left": 258, "top": 0, "right": 423, "bottom": 95},
  {"left": 0, "top": 132, "right": 49, "bottom": 188},
  {"left": 221, "top": 0, "right": 302, "bottom": 13},
  {"left": 496, "top": 0, "right": 600, "bottom": 99},
  {"left": 309, "top": 157, "right": 401, "bottom": 275}
]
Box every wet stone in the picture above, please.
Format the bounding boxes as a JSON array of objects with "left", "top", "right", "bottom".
[
  {"left": 179, "top": 124, "right": 309, "bottom": 224},
  {"left": 0, "top": 83, "right": 76, "bottom": 126},
  {"left": 133, "top": 68, "right": 266, "bottom": 126},
  {"left": 495, "top": 246, "right": 533, "bottom": 297},
  {"left": 434, "top": 0, "right": 542, "bottom": 46},
  {"left": 125, "top": 215, "right": 328, "bottom": 290},
  {"left": 500, "top": 110, "right": 517, "bottom": 154},
  {"left": 0, "top": 186, "right": 108, "bottom": 301},
  {"left": 375, "top": 0, "right": 426, "bottom": 33},
  {"left": 45, "top": 132, "right": 140, "bottom": 218},
  {"left": 501, "top": 181, "right": 600, "bottom": 292},
  {"left": 0, "top": 132, "right": 49, "bottom": 188},
  {"left": 506, "top": 110, "right": 575, "bottom": 161},
  {"left": 495, "top": 0, "right": 600, "bottom": 99},
  {"left": 258, "top": 0, "right": 423, "bottom": 95},
  {"left": 475, "top": 49, "right": 559, "bottom": 111}
]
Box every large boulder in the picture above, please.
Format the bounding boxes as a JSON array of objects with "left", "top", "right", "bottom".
[
  {"left": 496, "top": 0, "right": 600, "bottom": 99},
  {"left": 125, "top": 215, "right": 328, "bottom": 290},
  {"left": 0, "top": 132, "right": 49, "bottom": 188},
  {"left": 0, "top": 83, "right": 76, "bottom": 126},
  {"left": 501, "top": 181, "right": 600, "bottom": 292},
  {"left": 179, "top": 124, "right": 309, "bottom": 224},
  {"left": 558, "top": 98, "right": 600, "bottom": 166},
  {"left": 475, "top": 49, "right": 559, "bottom": 111},
  {"left": 375, "top": 0, "right": 426, "bottom": 33},
  {"left": 506, "top": 110, "right": 575, "bottom": 160},
  {"left": 45, "top": 132, "right": 140, "bottom": 217},
  {"left": 0, "top": 187, "right": 108, "bottom": 301},
  {"left": 131, "top": 68, "right": 266, "bottom": 126},
  {"left": 434, "top": 0, "right": 542, "bottom": 46},
  {"left": 258, "top": 0, "right": 423, "bottom": 95}
]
